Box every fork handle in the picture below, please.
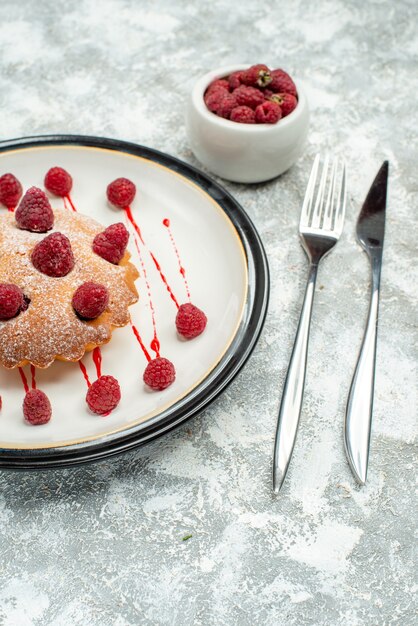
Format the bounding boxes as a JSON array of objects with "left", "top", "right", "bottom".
[
  {"left": 344, "top": 258, "right": 381, "bottom": 485},
  {"left": 273, "top": 263, "right": 318, "bottom": 493}
]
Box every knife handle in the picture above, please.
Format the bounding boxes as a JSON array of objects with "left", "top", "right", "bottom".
[
  {"left": 273, "top": 263, "right": 318, "bottom": 493},
  {"left": 344, "top": 259, "right": 381, "bottom": 485}
]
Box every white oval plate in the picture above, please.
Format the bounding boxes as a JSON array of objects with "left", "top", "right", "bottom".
[{"left": 0, "top": 136, "right": 269, "bottom": 469}]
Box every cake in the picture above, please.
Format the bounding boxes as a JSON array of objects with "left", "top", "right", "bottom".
[{"left": 0, "top": 206, "right": 139, "bottom": 369}]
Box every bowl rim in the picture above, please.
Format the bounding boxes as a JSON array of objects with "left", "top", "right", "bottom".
[{"left": 191, "top": 64, "right": 307, "bottom": 132}]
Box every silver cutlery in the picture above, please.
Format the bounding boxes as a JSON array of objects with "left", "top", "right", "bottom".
[
  {"left": 273, "top": 155, "right": 346, "bottom": 493},
  {"left": 344, "top": 161, "right": 388, "bottom": 485}
]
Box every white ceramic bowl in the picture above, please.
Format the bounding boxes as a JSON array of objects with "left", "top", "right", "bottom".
[{"left": 186, "top": 65, "right": 310, "bottom": 184}]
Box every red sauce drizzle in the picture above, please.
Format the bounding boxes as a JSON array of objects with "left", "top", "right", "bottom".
[
  {"left": 149, "top": 252, "right": 180, "bottom": 309},
  {"left": 78, "top": 349, "right": 102, "bottom": 386},
  {"left": 150, "top": 337, "right": 160, "bottom": 355},
  {"left": 125, "top": 205, "right": 144, "bottom": 244},
  {"left": 163, "top": 218, "right": 191, "bottom": 302},
  {"left": 125, "top": 206, "right": 179, "bottom": 309},
  {"left": 18, "top": 367, "right": 29, "bottom": 393},
  {"left": 92, "top": 347, "right": 102, "bottom": 378},
  {"left": 30, "top": 365, "right": 36, "bottom": 389},
  {"left": 128, "top": 220, "right": 160, "bottom": 358},
  {"left": 66, "top": 194, "right": 77, "bottom": 212},
  {"left": 78, "top": 360, "right": 91, "bottom": 387},
  {"left": 131, "top": 324, "right": 152, "bottom": 362},
  {"left": 63, "top": 195, "right": 77, "bottom": 212}
]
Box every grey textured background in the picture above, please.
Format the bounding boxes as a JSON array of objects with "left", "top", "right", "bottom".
[{"left": 0, "top": 1, "right": 417, "bottom": 625}]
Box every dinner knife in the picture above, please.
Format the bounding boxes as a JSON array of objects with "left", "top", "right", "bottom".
[{"left": 344, "top": 161, "right": 388, "bottom": 485}]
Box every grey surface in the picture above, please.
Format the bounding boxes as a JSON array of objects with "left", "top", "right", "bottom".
[{"left": 0, "top": 1, "right": 417, "bottom": 625}]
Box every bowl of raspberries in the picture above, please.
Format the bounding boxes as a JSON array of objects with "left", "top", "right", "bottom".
[{"left": 186, "top": 64, "right": 309, "bottom": 183}]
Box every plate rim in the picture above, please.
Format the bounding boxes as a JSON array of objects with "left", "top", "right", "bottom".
[{"left": 0, "top": 134, "right": 269, "bottom": 470}]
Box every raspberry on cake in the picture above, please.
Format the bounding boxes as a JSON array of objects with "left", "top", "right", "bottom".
[
  {"left": 0, "top": 207, "right": 139, "bottom": 369},
  {"left": 93, "top": 223, "right": 129, "bottom": 264},
  {"left": 0, "top": 284, "right": 27, "bottom": 320},
  {"left": 0, "top": 173, "right": 23, "bottom": 209},
  {"left": 72, "top": 282, "right": 109, "bottom": 320},
  {"left": 31, "top": 232, "right": 75, "bottom": 277},
  {"left": 15, "top": 187, "right": 54, "bottom": 233}
]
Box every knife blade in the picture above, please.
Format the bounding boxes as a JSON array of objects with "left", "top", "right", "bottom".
[{"left": 344, "top": 161, "right": 388, "bottom": 485}]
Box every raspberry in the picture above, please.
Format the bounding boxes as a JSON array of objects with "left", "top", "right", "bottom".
[
  {"left": 15, "top": 187, "right": 54, "bottom": 233},
  {"left": 86, "top": 375, "right": 121, "bottom": 415},
  {"left": 204, "top": 89, "right": 227, "bottom": 113},
  {"left": 143, "top": 357, "right": 175, "bottom": 391},
  {"left": 269, "top": 69, "right": 297, "bottom": 96},
  {"left": 230, "top": 106, "right": 256, "bottom": 124},
  {"left": 228, "top": 71, "right": 244, "bottom": 90},
  {"left": 263, "top": 89, "right": 274, "bottom": 99},
  {"left": 255, "top": 101, "right": 282, "bottom": 124},
  {"left": 216, "top": 93, "right": 238, "bottom": 119},
  {"left": 44, "top": 166, "right": 73, "bottom": 197},
  {"left": 72, "top": 282, "right": 109, "bottom": 320},
  {"left": 269, "top": 93, "right": 298, "bottom": 117},
  {"left": 107, "top": 178, "right": 136, "bottom": 208},
  {"left": 31, "top": 232, "right": 75, "bottom": 277},
  {"left": 0, "top": 283, "right": 25, "bottom": 320},
  {"left": 23, "top": 389, "right": 52, "bottom": 425},
  {"left": 0, "top": 173, "right": 23, "bottom": 209},
  {"left": 206, "top": 79, "right": 229, "bottom": 94},
  {"left": 234, "top": 85, "right": 265, "bottom": 110},
  {"left": 93, "top": 222, "right": 129, "bottom": 264},
  {"left": 176, "top": 303, "right": 207, "bottom": 339},
  {"left": 241, "top": 64, "right": 272, "bottom": 88}
]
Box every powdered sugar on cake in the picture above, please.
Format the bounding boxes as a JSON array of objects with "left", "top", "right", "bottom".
[{"left": 0, "top": 208, "right": 139, "bottom": 368}]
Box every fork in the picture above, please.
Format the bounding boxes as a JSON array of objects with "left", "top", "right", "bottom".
[{"left": 272, "top": 155, "right": 347, "bottom": 493}]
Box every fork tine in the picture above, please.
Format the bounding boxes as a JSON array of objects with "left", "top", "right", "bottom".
[
  {"left": 334, "top": 161, "right": 347, "bottom": 236},
  {"left": 311, "top": 155, "right": 329, "bottom": 229},
  {"left": 322, "top": 158, "right": 337, "bottom": 231},
  {"left": 300, "top": 154, "right": 320, "bottom": 226}
]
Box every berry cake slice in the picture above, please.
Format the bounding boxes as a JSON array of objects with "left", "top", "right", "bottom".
[{"left": 0, "top": 206, "right": 139, "bottom": 368}]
